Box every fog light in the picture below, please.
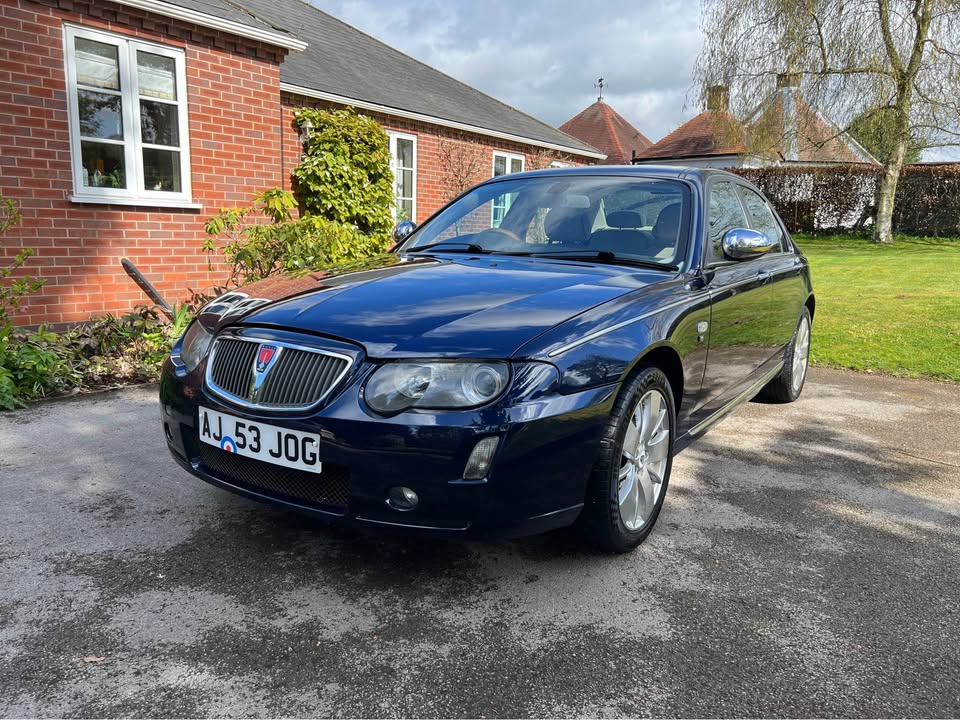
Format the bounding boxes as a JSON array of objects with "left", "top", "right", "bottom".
[
  {"left": 387, "top": 486, "right": 419, "bottom": 511},
  {"left": 463, "top": 437, "right": 500, "bottom": 480},
  {"left": 164, "top": 422, "right": 173, "bottom": 442}
]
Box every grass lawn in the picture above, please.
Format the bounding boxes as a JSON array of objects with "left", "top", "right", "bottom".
[{"left": 793, "top": 233, "right": 960, "bottom": 382}]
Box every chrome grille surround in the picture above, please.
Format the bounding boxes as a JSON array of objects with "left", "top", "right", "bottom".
[{"left": 205, "top": 335, "right": 353, "bottom": 411}]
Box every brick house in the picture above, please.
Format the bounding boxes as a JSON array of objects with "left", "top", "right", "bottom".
[
  {"left": 633, "top": 82, "right": 877, "bottom": 168},
  {"left": 0, "top": 0, "right": 602, "bottom": 326}
]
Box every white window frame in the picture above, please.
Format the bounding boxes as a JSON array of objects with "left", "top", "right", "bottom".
[
  {"left": 491, "top": 152, "right": 524, "bottom": 226},
  {"left": 388, "top": 131, "right": 417, "bottom": 222},
  {"left": 492, "top": 151, "right": 525, "bottom": 177},
  {"left": 63, "top": 24, "right": 195, "bottom": 207}
]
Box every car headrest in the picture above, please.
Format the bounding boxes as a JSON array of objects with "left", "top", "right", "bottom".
[
  {"left": 653, "top": 203, "right": 682, "bottom": 242},
  {"left": 544, "top": 206, "right": 589, "bottom": 244},
  {"left": 606, "top": 210, "right": 643, "bottom": 229}
]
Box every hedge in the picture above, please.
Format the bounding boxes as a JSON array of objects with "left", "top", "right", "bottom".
[{"left": 731, "top": 163, "right": 960, "bottom": 237}]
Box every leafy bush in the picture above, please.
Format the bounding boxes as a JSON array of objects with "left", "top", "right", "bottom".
[
  {"left": 203, "top": 188, "right": 390, "bottom": 286},
  {"left": 291, "top": 107, "right": 395, "bottom": 236},
  {"left": 0, "top": 196, "right": 44, "bottom": 327},
  {"left": 0, "top": 326, "right": 78, "bottom": 410}
]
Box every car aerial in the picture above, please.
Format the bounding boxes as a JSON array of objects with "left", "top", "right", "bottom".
[{"left": 160, "top": 166, "right": 814, "bottom": 552}]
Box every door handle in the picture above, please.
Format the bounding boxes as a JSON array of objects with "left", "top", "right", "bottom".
[{"left": 757, "top": 270, "right": 770, "bottom": 284}]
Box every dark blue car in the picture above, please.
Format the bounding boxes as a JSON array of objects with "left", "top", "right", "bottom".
[{"left": 160, "top": 166, "right": 814, "bottom": 552}]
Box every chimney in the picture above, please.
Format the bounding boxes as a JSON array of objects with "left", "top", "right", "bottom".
[
  {"left": 777, "top": 72, "right": 801, "bottom": 89},
  {"left": 706, "top": 85, "right": 729, "bottom": 112}
]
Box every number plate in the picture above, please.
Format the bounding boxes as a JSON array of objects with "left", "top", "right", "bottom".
[{"left": 198, "top": 406, "right": 322, "bottom": 474}]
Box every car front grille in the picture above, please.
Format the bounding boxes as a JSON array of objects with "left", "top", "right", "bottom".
[
  {"left": 207, "top": 337, "right": 351, "bottom": 410},
  {"left": 197, "top": 443, "right": 350, "bottom": 510}
]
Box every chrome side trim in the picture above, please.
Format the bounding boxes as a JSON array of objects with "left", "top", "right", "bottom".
[
  {"left": 688, "top": 361, "right": 784, "bottom": 436},
  {"left": 205, "top": 335, "right": 354, "bottom": 412},
  {"left": 546, "top": 297, "right": 695, "bottom": 358}
]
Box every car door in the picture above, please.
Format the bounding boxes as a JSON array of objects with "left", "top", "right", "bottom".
[
  {"left": 737, "top": 185, "right": 807, "bottom": 354},
  {"left": 695, "top": 179, "right": 776, "bottom": 416}
]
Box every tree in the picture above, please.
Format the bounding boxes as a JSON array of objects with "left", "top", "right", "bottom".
[
  {"left": 849, "top": 106, "right": 923, "bottom": 164},
  {"left": 437, "top": 133, "right": 487, "bottom": 201},
  {"left": 696, "top": 0, "right": 960, "bottom": 243}
]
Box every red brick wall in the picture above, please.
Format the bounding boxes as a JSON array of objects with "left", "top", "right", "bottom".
[
  {"left": 0, "top": 0, "right": 288, "bottom": 325},
  {"left": 280, "top": 93, "right": 584, "bottom": 224}
]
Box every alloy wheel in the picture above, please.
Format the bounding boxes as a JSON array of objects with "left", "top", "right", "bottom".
[
  {"left": 618, "top": 389, "right": 671, "bottom": 531},
  {"left": 792, "top": 316, "right": 810, "bottom": 394}
]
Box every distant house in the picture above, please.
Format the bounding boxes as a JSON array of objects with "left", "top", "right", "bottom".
[
  {"left": 559, "top": 98, "right": 652, "bottom": 165},
  {"left": 633, "top": 80, "right": 877, "bottom": 168},
  {"left": 0, "top": 0, "right": 603, "bottom": 326}
]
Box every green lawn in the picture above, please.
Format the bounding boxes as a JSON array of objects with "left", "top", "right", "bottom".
[{"left": 793, "top": 234, "right": 960, "bottom": 382}]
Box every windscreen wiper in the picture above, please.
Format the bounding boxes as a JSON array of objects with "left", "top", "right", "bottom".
[
  {"left": 514, "top": 250, "right": 679, "bottom": 272},
  {"left": 406, "top": 242, "right": 488, "bottom": 254}
]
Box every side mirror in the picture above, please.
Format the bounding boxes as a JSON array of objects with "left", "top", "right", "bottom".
[
  {"left": 392, "top": 220, "right": 417, "bottom": 243},
  {"left": 722, "top": 228, "right": 777, "bottom": 260}
]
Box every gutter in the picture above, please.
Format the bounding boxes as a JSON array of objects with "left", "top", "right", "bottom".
[
  {"left": 280, "top": 82, "right": 607, "bottom": 160},
  {"left": 114, "top": 0, "right": 309, "bottom": 51}
]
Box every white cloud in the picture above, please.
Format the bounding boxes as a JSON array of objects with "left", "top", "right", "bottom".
[{"left": 312, "top": 0, "right": 704, "bottom": 142}]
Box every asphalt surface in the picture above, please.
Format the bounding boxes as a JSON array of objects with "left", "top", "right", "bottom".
[{"left": 1, "top": 368, "right": 959, "bottom": 717}]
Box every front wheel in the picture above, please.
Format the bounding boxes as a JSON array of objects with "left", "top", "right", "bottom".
[
  {"left": 581, "top": 366, "right": 675, "bottom": 553},
  {"left": 758, "top": 306, "right": 811, "bottom": 403}
]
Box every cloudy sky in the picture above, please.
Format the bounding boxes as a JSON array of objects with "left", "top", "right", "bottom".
[{"left": 313, "top": 0, "right": 704, "bottom": 144}]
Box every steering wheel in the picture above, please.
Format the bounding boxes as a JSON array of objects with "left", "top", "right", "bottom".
[{"left": 480, "top": 227, "right": 522, "bottom": 247}]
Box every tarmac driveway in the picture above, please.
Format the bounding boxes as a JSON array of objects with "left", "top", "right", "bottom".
[{"left": 1, "top": 368, "right": 958, "bottom": 717}]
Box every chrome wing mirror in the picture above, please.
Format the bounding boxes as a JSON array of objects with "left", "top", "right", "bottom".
[
  {"left": 722, "top": 228, "right": 777, "bottom": 260},
  {"left": 392, "top": 220, "right": 417, "bottom": 243}
]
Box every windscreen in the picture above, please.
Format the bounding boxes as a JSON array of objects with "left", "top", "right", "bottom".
[{"left": 402, "top": 176, "right": 691, "bottom": 269}]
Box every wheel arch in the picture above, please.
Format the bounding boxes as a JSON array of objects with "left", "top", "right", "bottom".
[
  {"left": 805, "top": 293, "right": 816, "bottom": 321},
  {"left": 622, "top": 343, "right": 684, "bottom": 415}
]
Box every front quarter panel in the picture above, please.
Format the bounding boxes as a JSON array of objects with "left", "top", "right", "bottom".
[{"left": 515, "top": 277, "right": 712, "bottom": 432}]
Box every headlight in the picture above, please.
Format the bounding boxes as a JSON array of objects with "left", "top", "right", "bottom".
[
  {"left": 364, "top": 361, "right": 510, "bottom": 413},
  {"left": 177, "top": 320, "right": 215, "bottom": 372}
]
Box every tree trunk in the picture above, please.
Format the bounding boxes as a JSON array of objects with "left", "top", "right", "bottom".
[{"left": 872, "top": 105, "right": 911, "bottom": 244}]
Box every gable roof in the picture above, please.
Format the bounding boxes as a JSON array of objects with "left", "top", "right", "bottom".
[
  {"left": 748, "top": 90, "right": 878, "bottom": 164},
  {"left": 635, "top": 110, "right": 748, "bottom": 161},
  {"left": 559, "top": 101, "right": 652, "bottom": 164},
  {"left": 225, "top": 0, "right": 603, "bottom": 159}
]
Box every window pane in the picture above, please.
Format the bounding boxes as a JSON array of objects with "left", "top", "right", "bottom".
[
  {"left": 77, "top": 90, "right": 123, "bottom": 140},
  {"left": 398, "top": 198, "right": 413, "bottom": 221},
  {"left": 493, "top": 155, "right": 506, "bottom": 176},
  {"left": 741, "top": 188, "right": 783, "bottom": 247},
  {"left": 140, "top": 100, "right": 179, "bottom": 146},
  {"left": 75, "top": 38, "right": 120, "bottom": 90},
  {"left": 396, "top": 169, "right": 413, "bottom": 199},
  {"left": 80, "top": 141, "right": 126, "bottom": 188},
  {"left": 396, "top": 138, "right": 414, "bottom": 168},
  {"left": 709, "top": 182, "right": 748, "bottom": 259},
  {"left": 137, "top": 51, "right": 177, "bottom": 100},
  {"left": 143, "top": 148, "right": 181, "bottom": 192},
  {"left": 510, "top": 157, "right": 523, "bottom": 173}
]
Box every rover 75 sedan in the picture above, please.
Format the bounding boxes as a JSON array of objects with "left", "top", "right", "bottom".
[{"left": 160, "top": 166, "right": 814, "bottom": 552}]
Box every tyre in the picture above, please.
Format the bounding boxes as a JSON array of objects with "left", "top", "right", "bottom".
[
  {"left": 581, "top": 366, "right": 675, "bottom": 553},
  {"left": 758, "top": 306, "right": 812, "bottom": 403}
]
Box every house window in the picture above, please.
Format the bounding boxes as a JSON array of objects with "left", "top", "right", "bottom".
[
  {"left": 389, "top": 132, "right": 416, "bottom": 222},
  {"left": 491, "top": 152, "right": 524, "bottom": 226},
  {"left": 64, "top": 25, "right": 192, "bottom": 206}
]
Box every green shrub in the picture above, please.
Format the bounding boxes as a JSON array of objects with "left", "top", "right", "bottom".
[
  {"left": 203, "top": 188, "right": 390, "bottom": 286},
  {"left": 0, "top": 326, "right": 78, "bottom": 410},
  {"left": 0, "top": 196, "right": 44, "bottom": 327},
  {"left": 291, "top": 107, "right": 395, "bottom": 236}
]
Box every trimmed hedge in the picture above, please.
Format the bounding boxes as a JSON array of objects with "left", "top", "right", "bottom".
[{"left": 731, "top": 163, "right": 960, "bottom": 237}]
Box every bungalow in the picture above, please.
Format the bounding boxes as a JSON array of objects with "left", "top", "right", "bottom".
[
  {"left": 0, "top": 0, "right": 603, "bottom": 326},
  {"left": 633, "top": 80, "right": 877, "bottom": 167},
  {"left": 559, "top": 96, "right": 652, "bottom": 165}
]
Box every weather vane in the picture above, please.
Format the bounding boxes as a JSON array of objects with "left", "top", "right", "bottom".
[{"left": 594, "top": 77, "right": 606, "bottom": 102}]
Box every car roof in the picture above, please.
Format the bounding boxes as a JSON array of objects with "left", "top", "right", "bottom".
[{"left": 478, "top": 164, "right": 741, "bottom": 187}]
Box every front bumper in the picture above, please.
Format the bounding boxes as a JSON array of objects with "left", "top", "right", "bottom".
[{"left": 159, "top": 354, "right": 617, "bottom": 539}]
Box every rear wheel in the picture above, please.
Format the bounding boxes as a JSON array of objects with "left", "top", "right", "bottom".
[
  {"left": 758, "top": 306, "right": 811, "bottom": 403},
  {"left": 581, "top": 366, "right": 675, "bottom": 553}
]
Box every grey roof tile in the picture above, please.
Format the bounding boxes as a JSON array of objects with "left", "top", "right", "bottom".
[{"left": 227, "top": 0, "right": 601, "bottom": 156}]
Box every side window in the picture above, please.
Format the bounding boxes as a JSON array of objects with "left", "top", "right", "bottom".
[
  {"left": 739, "top": 187, "right": 785, "bottom": 251},
  {"left": 708, "top": 181, "right": 748, "bottom": 262}
]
